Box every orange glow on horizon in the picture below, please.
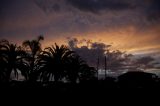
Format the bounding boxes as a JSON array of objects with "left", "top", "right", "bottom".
[{"left": 41, "top": 25, "right": 160, "bottom": 55}]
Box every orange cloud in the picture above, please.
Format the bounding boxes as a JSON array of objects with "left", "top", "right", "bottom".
[{"left": 44, "top": 25, "right": 160, "bottom": 55}]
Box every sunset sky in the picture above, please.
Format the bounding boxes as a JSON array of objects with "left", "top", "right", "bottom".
[{"left": 0, "top": 0, "right": 160, "bottom": 56}]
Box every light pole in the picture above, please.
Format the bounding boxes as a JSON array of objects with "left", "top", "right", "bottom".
[
  {"left": 105, "top": 56, "right": 107, "bottom": 79},
  {"left": 105, "top": 50, "right": 110, "bottom": 79},
  {"left": 97, "top": 57, "right": 99, "bottom": 80}
]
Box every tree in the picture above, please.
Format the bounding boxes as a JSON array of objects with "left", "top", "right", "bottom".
[
  {"left": 65, "top": 55, "right": 96, "bottom": 83},
  {"left": 22, "top": 36, "right": 44, "bottom": 57},
  {"left": 79, "top": 65, "right": 96, "bottom": 82},
  {"left": 22, "top": 36, "right": 44, "bottom": 82},
  {"left": 0, "top": 40, "right": 27, "bottom": 82},
  {"left": 39, "top": 43, "right": 74, "bottom": 82}
]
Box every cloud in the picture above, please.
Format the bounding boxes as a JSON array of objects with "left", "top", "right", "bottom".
[
  {"left": 34, "top": 0, "right": 62, "bottom": 13},
  {"left": 67, "top": 37, "right": 134, "bottom": 71},
  {"left": 134, "top": 56, "right": 158, "bottom": 70},
  {"left": 147, "top": 0, "right": 160, "bottom": 23},
  {"left": 1, "top": 0, "right": 160, "bottom": 58},
  {"left": 33, "top": 0, "right": 159, "bottom": 31},
  {"left": 67, "top": 37, "right": 110, "bottom": 68},
  {"left": 67, "top": 37, "right": 160, "bottom": 71},
  {"left": 136, "top": 56, "right": 155, "bottom": 65},
  {"left": 67, "top": 0, "right": 133, "bottom": 13}
]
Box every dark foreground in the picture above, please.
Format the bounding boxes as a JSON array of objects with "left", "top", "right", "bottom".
[{"left": 1, "top": 71, "right": 160, "bottom": 95}]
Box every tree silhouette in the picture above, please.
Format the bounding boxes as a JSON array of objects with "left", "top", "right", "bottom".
[
  {"left": 39, "top": 43, "right": 74, "bottom": 82},
  {"left": 79, "top": 64, "right": 96, "bottom": 82},
  {"left": 0, "top": 40, "right": 8, "bottom": 82},
  {"left": 22, "top": 36, "right": 44, "bottom": 82},
  {"left": 65, "top": 55, "right": 84, "bottom": 83},
  {"left": 0, "top": 40, "right": 27, "bottom": 82},
  {"left": 0, "top": 37, "right": 159, "bottom": 89},
  {"left": 65, "top": 55, "right": 96, "bottom": 83}
]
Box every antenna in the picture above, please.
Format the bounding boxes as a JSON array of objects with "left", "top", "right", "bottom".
[
  {"left": 105, "top": 56, "right": 107, "bottom": 79},
  {"left": 97, "top": 57, "right": 99, "bottom": 79}
]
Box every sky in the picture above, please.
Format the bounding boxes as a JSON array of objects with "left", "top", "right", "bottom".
[{"left": 0, "top": 0, "right": 160, "bottom": 56}]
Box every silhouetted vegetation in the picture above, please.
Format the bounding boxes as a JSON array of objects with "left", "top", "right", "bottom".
[{"left": 0, "top": 36, "right": 160, "bottom": 91}]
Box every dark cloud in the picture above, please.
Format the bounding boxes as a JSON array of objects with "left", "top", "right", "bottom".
[
  {"left": 67, "top": 0, "right": 133, "bottom": 13},
  {"left": 91, "top": 42, "right": 110, "bottom": 50},
  {"left": 34, "top": 0, "right": 61, "bottom": 13},
  {"left": 52, "top": 3, "right": 61, "bottom": 12},
  {"left": 0, "top": 0, "right": 14, "bottom": 15},
  {"left": 0, "top": 0, "right": 6, "bottom": 10},
  {"left": 33, "top": 0, "right": 160, "bottom": 29},
  {"left": 136, "top": 56, "right": 155, "bottom": 65},
  {"left": 134, "top": 56, "right": 157, "bottom": 69},
  {"left": 68, "top": 38, "right": 109, "bottom": 68},
  {"left": 67, "top": 38, "right": 160, "bottom": 71},
  {"left": 67, "top": 38, "right": 132, "bottom": 71},
  {"left": 147, "top": 0, "right": 160, "bottom": 22}
]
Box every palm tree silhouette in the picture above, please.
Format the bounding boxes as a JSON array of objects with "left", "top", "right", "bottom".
[
  {"left": 65, "top": 55, "right": 96, "bottom": 83},
  {"left": 65, "top": 55, "right": 84, "bottom": 83},
  {"left": 0, "top": 40, "right": 8, "bottom": 82},
  {"left": 22, "top": 36, "right": 44, "bottom": 82},
  {"left": 0, "top": 40, "right": 27, "bottom": 82},
  {"left": 39, "top": 43, "right": 74, "bottom": 82}
]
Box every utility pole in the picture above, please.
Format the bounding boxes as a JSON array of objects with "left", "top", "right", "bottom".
[
  {"left": 97, "top": 57, "right": 99, "bottom": 80},
  {"left": 105, "top": 56, "right": 107, "bottom": 79},
  {"left": 105, "top": 50, "right": 110, "bottom": 79}
]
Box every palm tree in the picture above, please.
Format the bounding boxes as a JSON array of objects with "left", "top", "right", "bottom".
[
  {"left": 22, "top": 36, "right": 44, "bottom": 58},
  {"left": 65, "top": 55, "right": 95, "bottom": 83},
  {"left": 0, "top": 40, "right": 27, "bottom": 82},
  {"left": 0, "top": 40, "right": 6, "bottom": 81},
  {"left": 0, "top": 42, "right": 7, "bottom": 82},
  {"left": 38, "top": 43, "right": 74, "bottom": 82},
  {"left": 22, "top": 36, "right": 44, "bottom": 82}
]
